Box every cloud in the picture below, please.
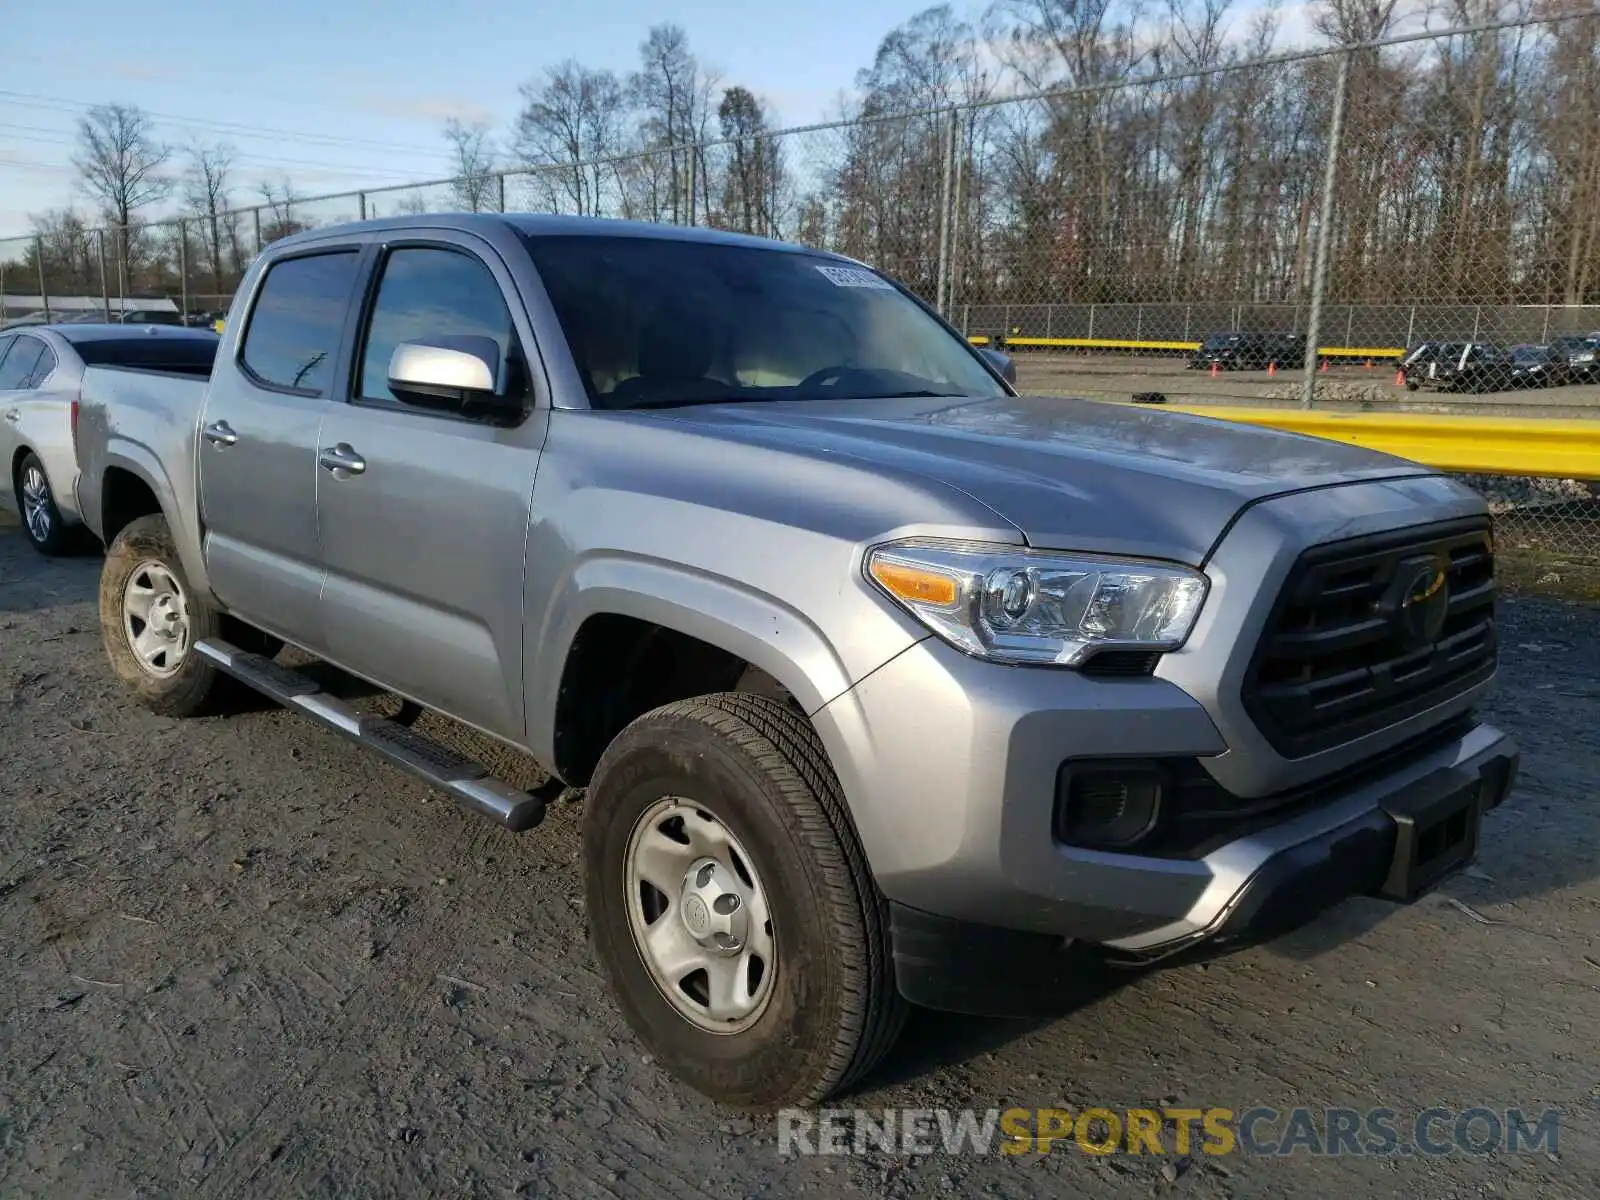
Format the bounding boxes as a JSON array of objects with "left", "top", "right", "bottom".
[{"left": 357, "top": 95, "right": 496, "bottom": 125}]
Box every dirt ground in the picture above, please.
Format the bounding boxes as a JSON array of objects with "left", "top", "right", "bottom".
[
  {"left": 2, "top": 511, "right": 1598, "bottom": 1199},
  {"left": 1012, "top": 352, "right": 1600, "bottom": 418}
]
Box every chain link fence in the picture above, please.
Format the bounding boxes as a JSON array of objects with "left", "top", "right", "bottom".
[{"left": 2, "top": 13, "right": 1597, "bottom": 573}]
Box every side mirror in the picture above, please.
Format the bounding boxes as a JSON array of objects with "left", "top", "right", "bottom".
[
  {"left": 980, "top": 347, "right": 1017, "bottom": 386},
  {"left": 388, "top": 336, "right": 523, "bottom": 422}
]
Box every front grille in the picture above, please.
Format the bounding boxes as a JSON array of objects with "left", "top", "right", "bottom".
[{"left": 1244, "top": 518, "right": 1497, "bottom": 758}]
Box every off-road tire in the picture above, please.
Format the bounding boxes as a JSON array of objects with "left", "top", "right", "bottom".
[{"left": 583, "top": 692, "right": 906, "bottom": 1109}]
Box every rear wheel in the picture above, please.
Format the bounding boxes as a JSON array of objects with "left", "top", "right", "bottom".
[
  {"left": 99, "top": 514, "right": 228, "bottom": 717},
  {"left": 583, "top": 692, "right": 905, "bottom": 1109},
  {"left": 16, "top": 453, "right": 73, "bottom": 557}
]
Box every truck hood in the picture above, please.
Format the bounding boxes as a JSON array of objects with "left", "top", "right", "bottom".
[{"left": 660, "top": 393, "right": 1432, "bottom": 564}]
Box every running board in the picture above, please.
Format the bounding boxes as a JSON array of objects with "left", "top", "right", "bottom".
[{"left": 195, "top": 638, "right": 553, "bottom": 832}]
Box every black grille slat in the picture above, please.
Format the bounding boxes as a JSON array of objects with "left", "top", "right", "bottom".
[
  {"left": 1268, "top": 616, "right": 1391, "bottom": 660},
  {"left": 1243, "top": 518, "right": 1497, "bottom": 757}
]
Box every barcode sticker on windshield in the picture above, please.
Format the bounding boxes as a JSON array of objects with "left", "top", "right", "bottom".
[{"left": 815, "top": 265, "right": 895, "bottom": 291}]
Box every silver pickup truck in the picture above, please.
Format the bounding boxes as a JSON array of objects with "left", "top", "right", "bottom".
[{"left": 73, "top": 214, "right": 1517, "bottom": 1109}]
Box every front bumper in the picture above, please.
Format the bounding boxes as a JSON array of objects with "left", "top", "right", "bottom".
[{"left": 815, "top": 635, "right": 1517, "bottom": 1015}]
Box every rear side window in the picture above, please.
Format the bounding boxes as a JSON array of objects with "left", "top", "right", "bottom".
[
  {"left": 24, "top": 343, "right": 57, "bottom": 387},
  {"left": 0, "top": 337, "right": 46, "bottom": 390},
  {"left": 240, "top": 251, "right": 361, "bottom": 395}
]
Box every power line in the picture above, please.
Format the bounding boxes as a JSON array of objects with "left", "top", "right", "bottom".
[{"left": 0, "top": 88, "right": 464, "bottom": 160}]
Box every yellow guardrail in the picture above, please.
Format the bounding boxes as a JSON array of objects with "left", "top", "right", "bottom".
[
  {"left": 970, "top": 335, "right": 1406, "bottom": 358},
  {"left": 1160, "top": 406, "right": 1600, "bottom": 479}
]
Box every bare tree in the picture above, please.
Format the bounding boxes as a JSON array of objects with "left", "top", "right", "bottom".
[
  {"left": 630, "top": 24, "right": 710, "bottom": 223},
  {"left": 718, "top": 87, "right": 782, "bottom": 235},
  {"left": 514, "top": 61, "right": 628, "bottom": 215},
  {"left": 73, "top": 103, "right": 172, "bottom": 290},
  {"left": 444, "top": 119, "right": 499, "bottom": 211},
  {"left": 393, "top": 191, "right": 432, "bottom": 216},
  {"left": 184, "top": 143, "right": 236, "bottom": 298},
  {"left": 29, "top": 208, "right": 98, "bottom": 296},
  {"left": 259, "top": 177, "right": 307, "bottom": 243}
]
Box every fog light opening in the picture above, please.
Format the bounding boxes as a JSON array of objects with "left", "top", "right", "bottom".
[{"left": 1055, "top": 761, "right": 1164, "bottom": 850}]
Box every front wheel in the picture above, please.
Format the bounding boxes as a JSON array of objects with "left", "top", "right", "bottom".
[
  {"left": 99, "top": 513, "right": 227, "bottom": 717},
  {"left": 583, "top": 692, "right": 905, "bottom": 1109}
]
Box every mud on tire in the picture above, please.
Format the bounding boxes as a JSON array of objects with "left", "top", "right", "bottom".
[{"left": 99, "top": 513, "right": 227, "bottom": 718}]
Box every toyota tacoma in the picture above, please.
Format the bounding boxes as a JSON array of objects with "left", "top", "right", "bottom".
[{"left": 71, "top": 214, "right": 1517, "bottom": 1109}]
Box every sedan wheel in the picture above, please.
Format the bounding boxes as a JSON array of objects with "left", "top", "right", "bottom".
[{"left": 16, "top": 453, "right": 71, "bottom": 556}]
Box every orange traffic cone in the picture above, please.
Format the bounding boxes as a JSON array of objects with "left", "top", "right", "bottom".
[
  {"left": 1209, "top": 362, "right": 1219, "bottom": 378},
  {"left": 1364, "top": 358, "right": 1373, "bottom": 370},
  {"left": 1320, "top": 358, "right": 1329, "bottom": 373},
  {"left": 1394, "top": 368, "right": 1405, "bottom": 386},
  {"left": 1268, "top": 361, "right": 1277, "bottom": 377}
]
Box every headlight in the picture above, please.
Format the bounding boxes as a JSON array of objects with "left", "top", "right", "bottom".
[{"left": 865, "top": 539, "right": 1208, "bottom": 666}]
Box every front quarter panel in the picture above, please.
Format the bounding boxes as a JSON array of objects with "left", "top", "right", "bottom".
[{"left": 521, "top": 408, "right": 1022, "bottom": 767}]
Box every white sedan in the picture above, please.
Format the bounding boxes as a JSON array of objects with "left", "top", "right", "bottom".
[{"left": 0, "top": 324, "right": 220, "bottom": 555}]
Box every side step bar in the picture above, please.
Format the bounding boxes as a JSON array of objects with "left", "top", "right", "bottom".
[{"left": 195, "top": 638, "right": 554, "bottom": 832}]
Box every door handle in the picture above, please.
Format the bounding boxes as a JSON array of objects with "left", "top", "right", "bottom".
[
  {"left": 2, "top": 410, "right": 18, "bottom": 423},
  {"left": 202, "top": 420, "right": 238, "bottom": 447},
  {"left": 318, "top": 443, "right": 367, "bottom": 476}
]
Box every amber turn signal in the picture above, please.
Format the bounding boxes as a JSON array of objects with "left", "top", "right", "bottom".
[{"left": 868, "top": 559, "right": 960, "bottom": 608}]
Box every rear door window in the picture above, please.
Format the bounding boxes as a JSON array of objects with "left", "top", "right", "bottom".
[
  {"left": 239, "top": 251, "right": 362, "bottom": 395},
  {"left": 0, "top": 337, "right": 46, "bottom": 390}
]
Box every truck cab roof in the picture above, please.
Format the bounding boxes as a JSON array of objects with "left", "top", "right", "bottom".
[{"left": 270, "top": 212, "right": 854, "bottom": 260}]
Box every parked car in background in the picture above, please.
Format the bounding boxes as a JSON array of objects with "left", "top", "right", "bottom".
[
  {"left": 1396, "top": 342, "right": 1443, "bottom": 389},
  {"left": 1508, "top": 344, "right": 1570, "bottom": 388},
  {"left": 1189, "top": 331, "right": 1306, "bottom": 370},
  {"left": 0, "top": 324, "right": 219, "bottom": 554},
  {"left": 0, "top": 311, "right": 52, "bottom": 330},
  {"left": 1549, "top": 333, "right": 1600, "bottom": 382},
  {"left": 116, "top": 308, "right": 186, "bottom": 327},
  {"left": 1401, "top": 342, "right": 1514, "bottom": 393}
]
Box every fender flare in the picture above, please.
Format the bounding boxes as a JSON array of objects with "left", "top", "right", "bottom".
[
  {"left": 96, "top": 443, "right": 215, "bottom": 599},
  {"left": 526, "top": 551, "right": 893, "bottom": 768}
]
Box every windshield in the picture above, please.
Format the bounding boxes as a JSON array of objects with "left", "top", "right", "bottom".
[
  {"left": 1201, "top": 333, "right": 1241, "bottom": 350},
  {"left": 1511, "top": 346, "right": 1548, "bottom": 363},
  {"left": 522, "top": 235, "right": 1005, "bottom": 409}
]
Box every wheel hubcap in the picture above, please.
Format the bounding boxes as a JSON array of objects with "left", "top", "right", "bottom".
[
  {"left": 624, "top": 798, "right": 776, "bottom": 1034},
  {"left": 20, "top": 465, "right": 51, "bottom": 543},
  {"left": 122, "top": 561, "right": 192, "bottom": 677}
]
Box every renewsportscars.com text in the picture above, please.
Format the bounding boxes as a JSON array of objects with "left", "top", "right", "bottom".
[{"left": 777, "top": 1106, "right": 1560, "bottom": 1158}]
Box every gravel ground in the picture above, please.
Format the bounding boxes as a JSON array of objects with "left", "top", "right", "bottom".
[{"left": 2, "top": 512, "right": 1598, "bottom": 1199}]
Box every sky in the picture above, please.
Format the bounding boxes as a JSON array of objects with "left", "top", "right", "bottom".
[
  {"left": 0, "top": 0, "right": 953, "bottom": 240},
  {"left": 0, "top": 0, "right": 1327, "bottom": 243}
]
